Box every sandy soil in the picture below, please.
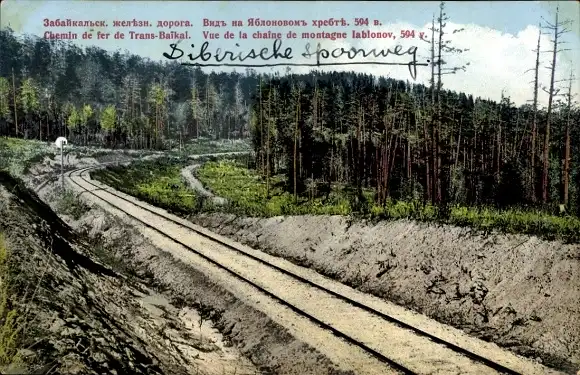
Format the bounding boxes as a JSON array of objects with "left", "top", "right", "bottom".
[{"left": 189, "top": 213, "right": 580, "bottom": 374}]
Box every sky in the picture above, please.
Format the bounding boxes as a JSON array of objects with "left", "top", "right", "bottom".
[{"left": 1, "top": 0, "right": 579, "bottom": 106}]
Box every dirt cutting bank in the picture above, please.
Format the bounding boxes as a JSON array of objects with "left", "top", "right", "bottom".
[
  {"left": 0, "top": 172, "right": 260, "bottom": 375},
  {"left": 12, "top": 154, "right": 360, "bottom": 375},
  {"left": 190, "top": 213, "right": 580, "bottom": 374}
]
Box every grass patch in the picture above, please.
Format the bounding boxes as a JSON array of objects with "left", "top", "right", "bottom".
[
  {"left": 92, "top": 157, "right": 580, "bottom": 243},
  {"left": 0, "top": 233, "right": 23, "bottom": 369},
  {"left": 197, "top": 160, "right": 351, "bottom": 216},
  {"left": 92, "top": 157, "right": 203, "bottom": 215},
  {"left": 0, "top": 137, "right": 54, "bottom": 177},
  {"left": 448, "top": 205, "right": 580, "bottom": 242},
  {"left": 172, "top": 138, "right": 252, "bottom": 156},
  {"left": 55, "top": 189, "right": 92, "bottom": 220}
]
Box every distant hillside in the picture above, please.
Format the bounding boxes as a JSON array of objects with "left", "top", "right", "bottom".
[{"left": 1, "top": 26, "right": 579, "bottom": 213}]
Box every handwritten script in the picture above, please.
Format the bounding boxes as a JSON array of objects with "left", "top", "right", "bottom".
[{"left": 162, "top": 39, "right": 428, "bottom": 80}]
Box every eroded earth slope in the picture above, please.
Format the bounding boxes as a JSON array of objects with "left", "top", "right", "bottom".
[
  {"left": 0, "top": 171, "right": 258, "bottom": 375},
  {"left": 191, "top": 213, "right": 580, "bottom": 374}
]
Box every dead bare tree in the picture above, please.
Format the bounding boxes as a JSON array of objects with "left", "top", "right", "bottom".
[
  {"left": 525, "top": 23, "right": 542, "bottom": 202},
  {"left": 561, "top": 70, "right": 577, "bottom": 207},
  {"left": 423, "top": 1, "right": 469, "bottom": 206},
  {"left": 540, "top": 5, "right": 572, "bottom": 203}
]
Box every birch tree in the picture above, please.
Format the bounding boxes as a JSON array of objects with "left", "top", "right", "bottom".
[
  {"left": 79, "top": 104, "right": 94, "bottom": 145},
  {"left": 100, "top": 104, "right": 116, "bottom": 146}
]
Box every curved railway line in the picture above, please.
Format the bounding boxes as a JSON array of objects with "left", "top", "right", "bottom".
[{"left": 64, "top": 163, "right": 564, "bottom": 375}]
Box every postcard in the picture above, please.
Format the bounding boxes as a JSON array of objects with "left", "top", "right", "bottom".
[{"left": 0, "top": 1, "right": 578, "bottom": 375}]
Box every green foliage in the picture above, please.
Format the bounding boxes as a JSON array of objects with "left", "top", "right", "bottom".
[
  {"left": 1, "top": 25, "right": 578, "bottom": 216},
  {"left": 198, "top": 160, "right": 352, "bottom": 217},
  {"left": 0, "top": 137, "right": 53, "bottom": 176},
  {"left": 100, "top": 105, "right": 116, "bottom": 132},
  {"left": 18, "top": 78, "right": 39, "bottom": 116},
  {"left": 0, "top": 78, "right": 10, "bottom": 121},
  {"left": 80, "top": 104, "right": 93, "bottom": 126},
  {"left": 67, "top": 106, "right": 79, "bottom": 130},
  {"left": 177, "top": 139, "right": 252, "bottom": 156},
  {"left": 449, "top": 205, "right": 580, "bottom": 242},
  {"left": 148, "top": 83, "right": 167, "bottom": 107},
  {"left": 92, "top": 158, "right": 199, "bottom": 215},
  {"left": 369, "top": 200, "right": 439, "bottom": 221}
]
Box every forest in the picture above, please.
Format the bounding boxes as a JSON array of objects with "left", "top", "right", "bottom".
[{"left": 0, "top": 2, "right": 579, "bottom": 216}]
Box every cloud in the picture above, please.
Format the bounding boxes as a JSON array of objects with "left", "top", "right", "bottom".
[{"left": 280, "top": 22, "right": 579, "bottom": 107}]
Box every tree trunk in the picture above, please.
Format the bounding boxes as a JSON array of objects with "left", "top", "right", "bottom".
[
  {"left": 435, "top": 4, "right": 444, "bottom": 205},
  {"left": 530, "top": 25, "right": 541, "bottom": 202},
  {"left": 562, "top": 70, "right": 573, "bottom": 206},
  {"left": 422, "top": 111, "right": 432, "bottom": 202},
  {"left": 293, "top": 86, "right": 300, "bottom": 201},
  {"left": 542, "top": 8, "right": 561, "bottom": 203},
  {"left": 12, "top": 68, "right": 17, "bottom": 136}
]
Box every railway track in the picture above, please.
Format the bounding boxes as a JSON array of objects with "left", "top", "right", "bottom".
[{"left": 64, "top": 164, "right": 562, "bottom": 375}]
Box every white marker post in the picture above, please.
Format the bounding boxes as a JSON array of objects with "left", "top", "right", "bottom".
[{"left": 55, "top": 137, "right": 67, "bottom": 190}]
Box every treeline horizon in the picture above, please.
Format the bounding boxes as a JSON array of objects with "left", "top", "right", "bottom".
[{"left": 0, "top": 1, "right": 579, "bottom": 215}]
